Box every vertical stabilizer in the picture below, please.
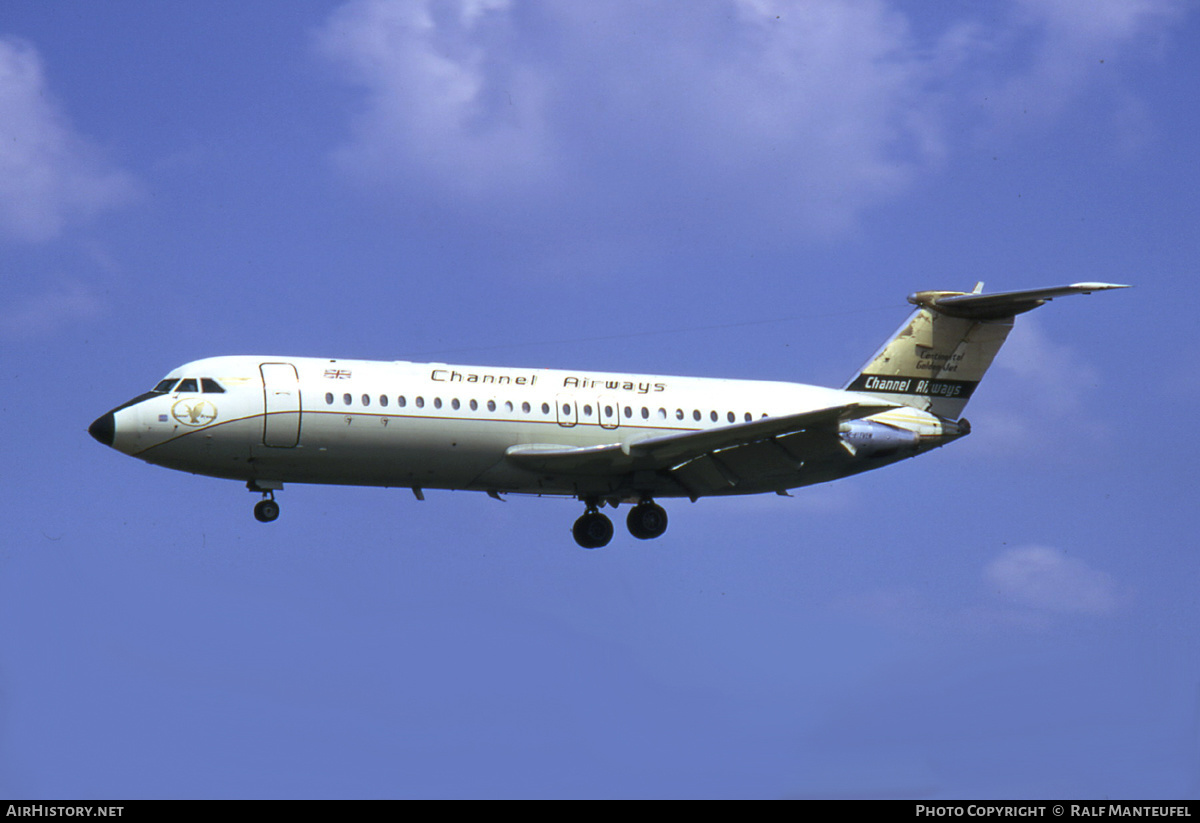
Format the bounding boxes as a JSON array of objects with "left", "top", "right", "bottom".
[
  {"left": 844, "top": 305, "right": 1010, "bottom": 419},
  {"left": 844, "top": 283, "right": 1128, "bottom": 420}
]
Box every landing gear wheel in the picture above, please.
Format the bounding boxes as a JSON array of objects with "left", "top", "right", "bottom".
[
  {"left": 627, "top": 501, "right": 668, "bottom": 540},
  {"left": 573, "top": 511, "right": 613, "bottom": 549},
  {"left": 254, "top": 498, "right": 280, "bottom": 523}
]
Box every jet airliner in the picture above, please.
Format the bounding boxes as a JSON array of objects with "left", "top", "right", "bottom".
[{"left": 89, "top": 283, "right": 1126, "bottom": 548}]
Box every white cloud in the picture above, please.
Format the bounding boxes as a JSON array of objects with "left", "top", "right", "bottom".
[
  {"left": 1018, "top": 0, "right": 1182, "bottom": 45},
  {"left": 965, "top": 317, "right": 1113, "bottom": 458},
  {"left": 835, "top": 545, "right": 1123, "bottom": 634},
  {"left": 993, "top": 317, "right": 1100, "bottom": 416},
  {"left": 316, "top": 0, "right": 954, "bottom": 234},
  {"left": 985, "top": 545, "right": 1118, "bottom": 615},
  {"left": 986, "top": 0, "right": 1184, "bottom": 131},
  {"left": 317, "top": 0, "right": 557, "bottom": 201},
  {"left": 0, "top": 37, "right": 138, "bottom": 242},
  {"left": 316, "top": 0, "right": 1186, "bottom": 239}
]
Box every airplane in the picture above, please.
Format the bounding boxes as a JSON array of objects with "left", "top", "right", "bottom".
[{"left": 89, "top": 282, "right": 1126, "bottom": 548}]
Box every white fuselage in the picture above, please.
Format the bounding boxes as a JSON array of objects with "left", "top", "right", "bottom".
[{"left": 94, "top": 355, "right": 956, "bottom": 502}]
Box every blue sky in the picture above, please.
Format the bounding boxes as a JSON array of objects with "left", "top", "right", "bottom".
[{"left": 2, "top": 0, "right": 1198, "bottom": 799}]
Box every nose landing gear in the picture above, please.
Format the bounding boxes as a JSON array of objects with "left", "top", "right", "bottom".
[
  {"left": 248, "top": 480, "right": 283, "bottom": 523},
  {"left": 254, "top": 496, "right": 280, "bottom": 523}
]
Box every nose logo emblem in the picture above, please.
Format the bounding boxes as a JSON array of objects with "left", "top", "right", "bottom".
[{"left": 172, "top": 399, "right": 218, "bottom": 427}]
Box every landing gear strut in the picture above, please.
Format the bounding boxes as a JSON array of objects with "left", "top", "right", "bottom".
[
  {"left": 572, "top": 500, "right": 613, "bottom": 549},
  {"left": 627, "top": 500, "right": 668, "bottom": 540}
]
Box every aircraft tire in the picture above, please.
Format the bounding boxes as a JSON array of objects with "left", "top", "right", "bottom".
[
  {"left": 254, "top": 499, "right": 280, "bottom": 523},
  {"left": 572, "top": 512, "right": 613, "bottom": 549},
  {"left": 627, "top": 502, "right": 668, "bottom": 540}
]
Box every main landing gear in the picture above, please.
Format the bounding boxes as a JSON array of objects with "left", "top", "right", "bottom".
[
  {"left": 626, "top": 500, "right": 668, "bottom": 541},
  {"left": 572, "top": 498, "right": 668, "bottom": 549},
  {"left": 573, "top": 507, "right": 614, "bottom": 549}
]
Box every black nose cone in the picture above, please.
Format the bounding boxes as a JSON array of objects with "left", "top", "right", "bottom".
[{"left": 89, "top": 412, "right": 115, "bottom": 447}]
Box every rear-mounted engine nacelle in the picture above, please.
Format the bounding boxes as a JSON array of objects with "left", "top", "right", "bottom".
[{"left": 839, "top": 420, "right": 920, "bottom": 458}]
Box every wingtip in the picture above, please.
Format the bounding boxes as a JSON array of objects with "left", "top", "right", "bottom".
[{"left": 1068, "top": 282, "right": 1132, "bottom": 291}]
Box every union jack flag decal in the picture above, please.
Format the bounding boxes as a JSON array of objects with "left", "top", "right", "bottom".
[{"left": 324, "top": 369, "right": 352, "bottom": 379}]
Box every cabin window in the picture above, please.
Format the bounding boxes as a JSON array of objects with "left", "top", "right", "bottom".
[
  {"left": 176, "top": 378, "right": 198, "bottom": 393},
  {"left": 469, "top": 399, "right": 478, "bottom": 411},
  {"left": 658, "top": 408, "right": 667, "bottom": 419},
  {"left": 451, "top": 398, "right": 460, "bottom": 410},
  {"left": 562, "top": 403, "right": 571, "bottom": 416},
  {"left": 415, "top": 397, "right": 424, "bottom": 408},
  {"left": 676, "top": 409, "right": 684, "bottom": 420},
  {"left": 727, "top": 411, "right": 735, "bottom": 423},
  {"left": 641, "top": 407, "right": 649, "bottom": 419},
  {"left": 325, "top": 392, "right": 334, "bottom": 405},
  {"left": 434, "top": 397, "right": 442, "bottom": 409},
  {"left": 380, "top": 395, "right": 389, "bottom": 407},
  {"left": 398, "top": 396, "right": 407, "bottom": 408},
  {"left": 200, "top": 378, "right": 225, "bottom": 393},
  {"left": 362, "top": 394, "right": 371, "bottom": 407},
  {"left": 624, "top": 406, "right": 632, "bottom": 419},
  {"left": 541, "top": 402, "right": 550, "bottom": 415},
  {"left": 693, "top": 410, "right": 701, "bottom": 421},
  {"left": 152, "top": 379, "right": 177, "bottom": 393},
  {"left": 489, "top": 400, "right": 497, "bottom": 412},
  {"left": 583, "top": 404, "right": 593, "bottom": 417},
  {"left": 343, "top": 393, "right": 352, "bottom": 406},
  {"left": 505, "top": 401, "right": 514, "bottom": 412},
  {"left": 604, "top": 405, "right": 613, "bottom": 419},
  {"left": 744, "top": 413, "right": 752, "bottom": 422}
]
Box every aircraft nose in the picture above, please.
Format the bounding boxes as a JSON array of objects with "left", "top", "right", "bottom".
[{"left": 88, "top": 412, "right": 115, "bottom": 447}]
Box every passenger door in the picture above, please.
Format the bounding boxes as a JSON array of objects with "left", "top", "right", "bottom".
[{"left": 260, "top": 362, "right": 301, "bottom": 447}]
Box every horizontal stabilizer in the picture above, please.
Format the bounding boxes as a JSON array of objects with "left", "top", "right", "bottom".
[
  {"left": 908, "top": 282, "right": 1129, "bottom": 320},
  {"left": 505, "top": 402, "right": 894, "bottom": 476}
]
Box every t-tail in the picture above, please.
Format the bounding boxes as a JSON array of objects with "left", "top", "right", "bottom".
[{"left": 844, "top": 282, "right": 1129, "bottom": 420}]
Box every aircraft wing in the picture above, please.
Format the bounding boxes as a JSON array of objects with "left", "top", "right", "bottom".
[{"left": 504, "top": 401, "right": 895, "bottom": 477}]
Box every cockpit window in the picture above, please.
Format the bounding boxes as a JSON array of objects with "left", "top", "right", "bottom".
[
  {"left": 152, "top": 379, "right": 178, "bottom": 393},
  {"left": 176, "top": 378, "right": 199, "bottom": 393},
  {"left": 201, "top": 378, "right": 225, "bottom": 393}
]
